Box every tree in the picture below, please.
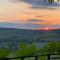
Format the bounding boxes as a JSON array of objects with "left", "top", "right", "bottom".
[
  {"left": 0, "top": 48, "right": 10, "bottom": 58},
  {"left": 39, "top": 42, "right": 60, "bottom": 55},
  {"left": 43, "top": 42, "right": 58, "bottom": 54},
  {"left": 58, "top": 0, "right": 60, "bottom": 2},
  {"left": 26, "top": 44, "right": 37, "bottom": 56},
  {"left": 48, "top": 0, "right": 54, "bottom": 3},
  {"left": 37, "top": 42, "right": 60, "bottom": 60},
  {"left": 14, "top": 43, "right": 37, "bottom": 57}
]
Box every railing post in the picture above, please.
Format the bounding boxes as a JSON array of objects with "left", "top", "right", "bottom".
[
  {"left": 21, "top": 57, "right": 24, "bottom": 60},
  {"left": 47, "top": 54, "right": 50, "bottom": 60},
  {"left": 35, "top": 56, "right": 38, "bottom": 60}
]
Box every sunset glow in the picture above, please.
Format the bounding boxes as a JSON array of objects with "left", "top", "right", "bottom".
[
  {"left": 44, "top": 27, "right": 49, "bottom": 30},
  {"left": 0, "top": 0, "right": 60, "bottom": 29}
]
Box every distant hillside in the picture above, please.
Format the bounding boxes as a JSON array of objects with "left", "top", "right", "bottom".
[{"left": 0, "top": 28, "right": 60, "bottom": 42}]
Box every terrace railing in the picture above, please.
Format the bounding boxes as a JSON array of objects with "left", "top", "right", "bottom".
[{"left": 0, "top": 54, "right": 60, "bottom": 60}]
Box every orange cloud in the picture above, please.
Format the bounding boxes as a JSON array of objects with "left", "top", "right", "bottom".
[{"left": 0, "top": 0, "right": 60, "bottom": 26}]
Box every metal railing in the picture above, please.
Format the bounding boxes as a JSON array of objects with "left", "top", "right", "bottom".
[{"left": 0, "top": 54, "right": 60, "bottom": 60}]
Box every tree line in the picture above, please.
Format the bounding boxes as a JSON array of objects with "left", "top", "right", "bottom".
[{"left": 0, "top": 42, "right": 60, "bottom": 60}]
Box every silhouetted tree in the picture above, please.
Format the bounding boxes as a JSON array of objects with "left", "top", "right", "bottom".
[
  {"left": 48, "top": 0, "right": 54, "bottom": 4},
  {"left": 58, "top": 0, "right": 60, "bottom": 2}
]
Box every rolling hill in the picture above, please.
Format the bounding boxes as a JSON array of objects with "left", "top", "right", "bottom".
[
  {"left": 0, "top": 28, "right": 60, "bottom": 42},
  {"left": 0, "top": 28, "right": 60, "bottom": 50}
]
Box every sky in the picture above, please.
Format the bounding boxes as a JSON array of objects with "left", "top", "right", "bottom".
[{"left": 0, "top": 0, "right": 60, "bottom": 29}]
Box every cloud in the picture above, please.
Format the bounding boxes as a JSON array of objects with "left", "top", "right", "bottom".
[
  {"left": 27, "top": 19, "right": 44, "bottom": 22},
  {"left": 0, "top": 0, "right": 60, "bottom": 29},
  {"left": 0, "top": 0, "right": 32, "bottom": 20},
  {"left": 30, "top": 6, "right": 57, "bottom": 10},
  {"left": 0, "top": 22, "right": 60, "bottom": 29},
  {"left": 17, "top": 0, "right": 60, "bottom": 9},
  {"left": 0, "top": 22, "right": 43, "bottom": 29},
  {"left": 15, "top": 0, "right": 36, "bottom": 4}
]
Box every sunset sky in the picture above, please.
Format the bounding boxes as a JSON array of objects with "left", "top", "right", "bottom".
[{"left": 0, "top": 0, "right": 60, "bottom": 29}]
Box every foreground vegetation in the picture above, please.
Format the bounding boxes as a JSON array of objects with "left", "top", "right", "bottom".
[{"left": 0, "top": 42, "right": 60, "bottom": 60}]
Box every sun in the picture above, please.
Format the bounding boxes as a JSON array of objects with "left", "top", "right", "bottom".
[
  {"left": 45, "top": 27, "right": 49, "bottom": 30},
  {"left": 40, "top": 27, "right": 56, "bottom": 30},
  {"left": 41, "top": 27, "right": 49, "bottom": 30}
]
